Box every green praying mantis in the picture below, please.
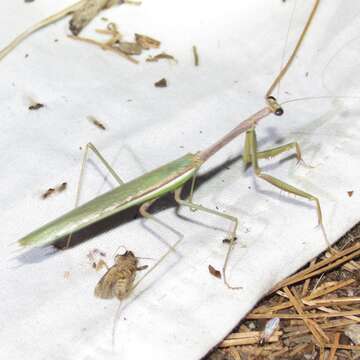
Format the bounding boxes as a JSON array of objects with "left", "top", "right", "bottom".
[{"left": 18, "top": 0, "right": 324, "bottom": 289}]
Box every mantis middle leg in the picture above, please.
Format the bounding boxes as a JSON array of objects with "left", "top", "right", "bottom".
[
  {"left": 65, "top": 142, "right": 126, "bottom": 248},
  {"left": 174, "top": 187, "right": 241, "bottom": 290}
]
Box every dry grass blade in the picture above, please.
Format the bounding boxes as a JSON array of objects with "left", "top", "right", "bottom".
[
  {"left": 247, "top": 309, "right": 360, "bottom": 320},
  {"left": 304, "top": 297, "right": 360, "bottom": 307},
  {"left": 271, "top": 243, "right": 360, "bottom": 291},
  {"left": 219, "top": 331, "right": 282, "bottom": 347},
  {"left": 328, "top": 333, "right": 341, "bottom": 360},
  {"left": 283, "top": 286, "right": 327, "bottom": 346},
  {"left": 0, "top": 0, "right": 87, "bottom": 61}
]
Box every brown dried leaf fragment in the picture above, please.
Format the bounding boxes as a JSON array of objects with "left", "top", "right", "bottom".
[
  {"left": 146, "top": 52, "right": 177, "bottom": 63},
  {"left": 348, "top": 191, "right": 354, "bottom": 198},
  {"left": 116, "top": 42, "right": 142, "bottom": 55},
  {"left": 154, "top": 78, "right": 167, "bottom": 87},
  {"left": 69, "top": 0, "right": 120, "bottom": 36},
  {"left": 135, "top": 33, "right": 161, "bottom": 49},
  {"left": 222, "top": 237, "right": 237, "bottom": 244},
  {"left": 208, "top": 264, "right": 222, "bottom": 279},
  {"left": 41, "top": 182, "right": 68, "bottom": 199},
  {"left": 42, "top": 188, "right": 55, "bottom": 199},
  {"left": 29, "top": 103, "right": 44, "bottom": 110}
]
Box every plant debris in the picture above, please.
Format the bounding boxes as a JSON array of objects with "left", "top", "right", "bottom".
[
  {"left": 87, "top": 248, "right": 107, "bottom": 269},
  {"left": 222, "top": 237, "right": 237, "bottom": 244},
  {"left": 146, "top": 52, "right": 177, "bottom": 63},
  {"left": 68, "top": 33, "right": 139, "bottom": 64},
  {"left": 135, "top": 33, "right": 161, "bottom": 49},
  {"left": 28, "top": 102, "right": 44, "bottom": 110},
  {"left": 87, "top": 115, "right": 106, "bottom": 130},
  {"left": 69, "top": 0, "right": 119, "bottom": 36},
  {"left": 69, "top": 23, "right": 165, "bottom": 64},
  {"left": 208, "top": 264, "right": 222, "bottom": 279},
  {"left": 41, "top": 182, "right": 67, "bottom": 199},
  {"left": 348, "top": 191, "right": 354, "bottom": 198},
  {"left": 192, "top": 45, "right": 199, "bottom": 66},
  {"left": 154, "top": 78, "right": 167, "bottom": 87},
  {"left": 0, "top": 0, "right": 133, "bottom": 62},
  {"left": 206, "top": 222, "right": 360, "bottom": 360}
]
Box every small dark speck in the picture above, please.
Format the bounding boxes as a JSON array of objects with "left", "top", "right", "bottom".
[
  {"left": 199, "top": 130, "right": 203, "bottom": 134},
  {"left": 215, "top": 206, "right": 219, "bottom": 210},
  {"left": 81, "top": 328, "right": 87, "bottom": 332},
  {"left": 225, "top": 166, "right": 230, "bottom": 170},
  {"left": 305, "top": 72, "right": 309, "bottom": 77},
  {"left": 127, "top": 99, "right": 133, "bottom": 102},
  {"left": 221, "top": 179, "right": 224, "bottom": 183},
  {"left": 179, "top": 145, "right": 184, "bottom": 149},
  {"left": 25, "top": 0, "right": 35, "bottom": 2},
  {"left": 123, "top": 317, "right": 127, "bottom": 320},
  {"left": 154, "top": 78, "right": 167, "bottom": 88},
  {"left": 54, "top": 39, "right": 59, "bottom": 42},
  {"left": 248, "top": 186, "right": 251, "bottom": 190},
  {"left": 25, "top": 54, "right": 29, "bottom": 58},
  {"left": 29, "top": 103, "right": 44, "bottom": 110}
]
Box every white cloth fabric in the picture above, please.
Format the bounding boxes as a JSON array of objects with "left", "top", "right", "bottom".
[{"left": 1, "top": 1, "right": 359, "bottom": 359}]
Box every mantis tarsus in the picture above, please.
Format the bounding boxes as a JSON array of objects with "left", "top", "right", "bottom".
[{"left": 18, "top": 0, "right": 324, "bottom": 289}]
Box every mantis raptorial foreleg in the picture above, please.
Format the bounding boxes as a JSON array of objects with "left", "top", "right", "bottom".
[
  {"left": 174, "top": 187, "right": 241, "bottom": 290},
  {"left": 243, "top": 132, "right": 304, "bottom": 168},
  {"left": 244, "top": 127, "right": 323, "bottom": 226}
]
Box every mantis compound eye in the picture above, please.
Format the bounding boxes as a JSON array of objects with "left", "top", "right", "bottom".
[{"left": 267, "top": 96, "right": 284, "bottom": 116}]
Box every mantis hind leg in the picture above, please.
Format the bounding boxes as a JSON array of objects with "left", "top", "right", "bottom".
[
  {"left": 246, "top": 128, "right": 323, "bottom": 226},
  {"left": 64, "top": 142, "right": 126, "bottom": 248},
  {"left": 174, "top": 187, "right": 241, "bottom": 290},
  {"left": 131, "top": 200, "right": 183, "bottom": 291}
]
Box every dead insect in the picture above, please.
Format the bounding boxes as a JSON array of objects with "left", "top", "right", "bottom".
[
  {"left": 154, "top": 78, "right": 167, "bottom": 88},
  {"left": 208, "top": 264, "right": 222, "bottom": 279},
  {"left": 347, "top": 191, "right": 354, "bottom": 198},
  {"left": 135, "top": 33, "right": 160, "bottom": 49},
  {"left": 87, "top": 115, "right": 106, "bottom": 130},
  {"left": 94, "top": 250, "right": 147, "bottom": 300},
  {"left": 259, "top": 318, "right": 280, "bottom": 345},
  {"left": 29, "top": 102, "right": 44, "bottom": 110}
]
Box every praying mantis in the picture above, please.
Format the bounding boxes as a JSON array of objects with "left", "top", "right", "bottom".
[{"left": 18, "top": 0, "right": 324, "bottom": 289}]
